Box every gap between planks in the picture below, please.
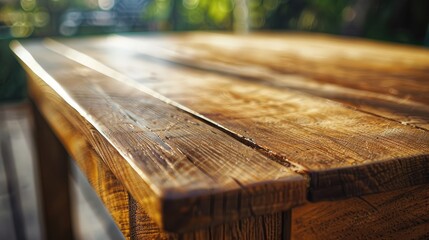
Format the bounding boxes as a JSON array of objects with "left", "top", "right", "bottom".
[
  {"left": 109, "top": 33, "right": 429, "bottom": 132},
  {"left": 14, "top": 41, "right": 308, "bottom": 231},
  {"left": 40, "top": 38, "right": 311, "bottom": 178},
  {"left": 112, "top": 34, "right": 429, "bottom": 132},
  {"left": 40, "top": 37, "right": 429, "bottom": 198},
  {"left": 13, "top": 36, "right": 429, "bottom": 203}
]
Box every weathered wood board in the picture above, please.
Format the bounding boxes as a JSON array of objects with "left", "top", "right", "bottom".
[
  {"left": 109, "top": 33, "right": 429, "bottom": 130},
  {"left": 47, "top": 33, "right": 429, "bottom": 200},
  {"left": 10, "top": 32, "right": 429, "bottom": 236},
  {"left": 13, "top": 40, "right": 306, "bottom": 232},
  {"left": 292, "top": 183, "right": 429, "bottom": 240}
]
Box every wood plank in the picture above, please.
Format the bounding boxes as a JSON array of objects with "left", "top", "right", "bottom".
[
  {"left": 50, "top": 105, "right": 130, "bottom": 238},
  {"left": 129, "top": 196, "right": 288, "bottom": 240},
  {"left": 292, "top": 183, "right": 429, "bottom": 240},
  {"left": 111, "top": 32, "right": 429, "bottom": 130},
  {"left": 26, "top": 89, "right": 291, "bottom": 239},
  {"left": 75, "top": 152, "right": 290, "bottom": 240},
  {"left": 12, "top": 41, "right": 306, "bottom": 232},
  {"left": 64, "top": 122, "right": 285, "bottom": 240},
  {"left": 70, "top": 160, "right": 125, "bottom": 240},
  {"left": 51, "top": 35, "right": 429, "bottom": 200},
  {"left": 72, "top": 142, "right": 290, "bottom": 240}
]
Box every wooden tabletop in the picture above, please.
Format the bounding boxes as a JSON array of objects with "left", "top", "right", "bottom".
[{"left": 11, "top": 32, "right": 429, "bottom": 232}]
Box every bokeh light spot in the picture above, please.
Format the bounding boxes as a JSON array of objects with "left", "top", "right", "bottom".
[
  {"left": 183, "top": 0, "right": 199, "bottom": 10},
  {"left": 11, "top": 21, "right": 33, "bottom": 37},
  {"left": 98, "top": 0, "right": 115, "bottom": 10},
  {"left": 20, "top": 0, "right": 36, "bottom": 12}
]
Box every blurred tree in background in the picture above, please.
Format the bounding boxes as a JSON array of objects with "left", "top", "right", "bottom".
[{"left": 1, "top": 0, "right": 429, "bottom": 101}]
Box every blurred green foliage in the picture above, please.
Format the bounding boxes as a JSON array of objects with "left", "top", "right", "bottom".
[
  {"left": 0, "top": 39, "right": 26, "bottom": 102},
  {"left": 1, "top": 0, "right": 427, "bottom": 42},
  {"left": 1, "top": 0, "right": 428, "bottom": 102}
]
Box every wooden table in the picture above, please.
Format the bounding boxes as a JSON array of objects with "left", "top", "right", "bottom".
[{"left": 11, "top": 32, "right": 429, "bottom": 240}]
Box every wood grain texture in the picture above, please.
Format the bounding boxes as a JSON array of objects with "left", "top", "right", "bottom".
[
  {"left": 40, "top": 100, "right": 131, "bottom": 238},
  {"left": 33, "top": 98, "right": 290, "bottom": 240},
  {"left": 62, "top": 126, "right": 290, "bottom": 240},
  {"left": 11, "top": 33, "right": 429, "bottom": 237},
  {"left": 111, "top": 32, "right": 429, "bottom": 130},
  {"left": 129, "top": 196, "right": 288, "bottom": 240},
  {"left": 292, "top": 183, "right": 429, "bottom": 240},
  {"left": 12, "top": 41, "right": 306, "bottom": 232},
  {"left": 74, "top": 146, "right": 290, "bottom": 240},
  {"left": 58, "top": 114, "right": 131, "bottom": 238},
  {"left": 52, "top": 34, "right": 429, "bottom": 200}
]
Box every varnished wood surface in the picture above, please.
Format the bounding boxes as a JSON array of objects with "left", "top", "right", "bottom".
[
  {"left": 46, "top": 33, "right": 429, "bottom": 200},
  {"left": 25, "top": 80, "right": 292, "bottom": 238},
  {"left": 109, "top": 33, "right": 429, "bottom": 130},
  {"left": 13, "top": 40, "right": 306, "bottom": 232},
  {"left": 10, "top": 32, "right": 429, "bottom": 233},
  {"left": 292, "top": 183, "right": 429, "bottom": 240}
]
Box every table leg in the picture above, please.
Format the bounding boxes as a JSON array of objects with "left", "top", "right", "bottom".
[{"left": 32, "top": 101, "right": 75, "bottom": 240}]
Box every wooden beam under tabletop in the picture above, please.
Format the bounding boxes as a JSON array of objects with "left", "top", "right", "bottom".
[
  {"left": 52, "top": 110, "right": 131, "bottom": 238},
  {"left": 129, "top": 196, "right": 290, "bottom": 240},
  {"left": 292, "top": 183, "right": 429, "bottom": 240}
]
